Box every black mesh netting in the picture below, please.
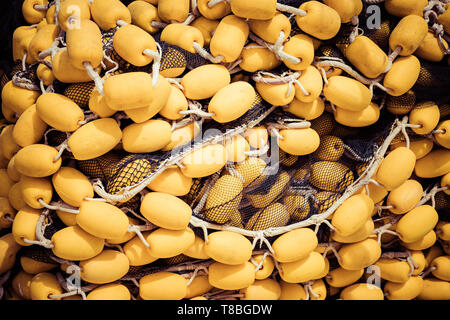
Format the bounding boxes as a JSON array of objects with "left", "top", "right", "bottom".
[{"left": 183, "top": 112, "right": 397, "bottom": 230}]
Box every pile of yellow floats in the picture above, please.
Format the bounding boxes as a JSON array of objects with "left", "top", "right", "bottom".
[{"left": 0, "top": 0, "right": 449, "bottom": 300}]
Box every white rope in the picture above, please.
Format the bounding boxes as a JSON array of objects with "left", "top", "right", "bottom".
[
  {"left": 83, "top": 62, "right": 104, "bottom": 95},
  {"left": 252, "top": 71, "right": 309, "bottom": 98},
  {"left": 129, "top": 278, "right": 140, "bottom": 288},
  {"left": 319, "top": 67, "right": 329, "bottom": 85},
  {"left": 116, "top": 19, "right": 128, "bottom": 27},
  {"left": 84, "top": 197, "right": 107, "bottom": 202},
  {"left": 375, "top": 204, "right": 393, "bottom": 210},
  {"left": 251, "top": 231, "right": 275, "bottom": 254},
  {"left": 33, "top": 4, "right": 49, "bottom": 10},
  {"left": 150, "top": 21, "right": 168, "bottom": 29},
  {"left": 252, "top": 252, "right": 270, "bottom": 273},
  {"left": 276, "top": 3, "right": 307, "bottom": 16},
  {"left": 179, "top": 101, "right": 215, "bottom": 118},
  {"left": 192, "top": 172, "right": 220, "bottom": 215},
  {"left": 433, "top": 129, "right": 446, "bottom": 134},
  {"left": 39, "top": 80, "right": 46, "bottom": 94},
  {"left": 349, "top": 16, "right": 361, "bottom": 44},
  {"left": 244, "top": 139, "right": 270, "bottom": 157},
  {"left": 181, "top": 13, "right": 197, "bottom": 25},
  {"left": 54, "top": 0, "right": 61, "bottom": 26},
  {"left": 321, "top": 242, "right": 341, "bottom": 261},
  {"left": 372, "top": 215, "right": 401, "bottom": 243},
  {"left": 167, "top": 78, "right": 184, "bottom": 91},
  {"left": 103, "top": 50, "right": 119, "bottom": 78},
  {"left": 53, "top": 140, "right": 69, "bottom": 162},
  {"left": 407, "top": 255, "right": 418, "bottom": 276},
  {"left": 207, "top": 0, "right": 229, "bottom": 8},
  {"left": 249, "top": 32, "right": 300, "bottom": 64},
  {"left": 191, "top": 0, "right": 199, "bottom": 16},
  {"left": 38, "top": 39, "right": 60, "bottom": 60},
  {"left": 315, "top": 59, "right": 391, "bottom": 93},
  {"left": 227, "top": 59, "right": 243, "bottom": 74},
  {"left": 38, "top": 199, "right": 80, "bottom": 214},
  {"left": 22, "top": 209, "right": 54, "bottom": 249},
  {"left": 128, "top": 225, "right": 150, "bottom": 247},
  {"left": 21, "top": 53, "right": 27, "bottom": 71},
  {"left": 171, "top": 118, "right": 195, "bottom": 131},
  {"left": 192, "top": 42, "right": 224, "bottom": 63},
  {"left": 293, "top": 79, "right": 310, "bottom": 97},
  {"left": 383, "top": 46, "right": 402, "bottom": 73},
  {"left": 415, "top": 184, "right": 449, "bottom": 208},
  {"left": 269, "top": 127, "right": 284, "bottom": 140},
  {"left": 22, "top": 237, "right": 53, "bottom": 248},
  {"left": 186, "top": 265, "right": 209, "bottom": 286},
  {"left": 78, "top": 112, "right": 99, "bottom": 126},
  {"left": 143, "top": 43, "right": 162, "bottom": 87},
  {"left": 424, "top": 0, "right": 446, "bottom": 12},
  {"left": 303, "top": 281, "right": 320, "bottom": 299}
]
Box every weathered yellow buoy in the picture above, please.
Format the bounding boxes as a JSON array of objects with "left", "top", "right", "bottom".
[
  {"left": 340, "top": 283, "right": 384, "bottom": 300},
  {"left": 415, "top": 149, "right": 450, "bottom": 178},
  {"left": 15, "top": 144, "right": 61, "bottom": 178},
  {"left": 140, "top": 192, "right": 192, "bottom": 230},
  {"left": 19, "top": 175, "right": 52, "bottom": 209},
  {"left": 279, "top": 251, "right": 326, "bottom": 283},
  {"left": 77, "top": 200, "right": 129, "bottom": 239},
  {"left": 375, "top": 146, "right": 416, "bottom": 190},
  {"left": 384, "top": 276, "right": 424, "bottom": 300},
  {"left": 87, "top": 284, "right": 131, "bottom": 300},
  {"left": 30, "top": 273, "right": 63, "bottom": 300},
  {"left": 209, "top": 81, "right": 256, "bottom": 123},
  {"left": 146, "top": 227, "right": 195, "bottom": 258},
  {"left": 210, "top": 15, "right": 249, "bottom": 63},
  {"left": 272, "top": 228, "right": 318, "bottom": 263},
  {"left": 122, "top": 120, "right": 172, "bottom": 153},
  {"left": 331, "top": 194, "right": 374, "bottom": 236},
  {"left": 123, "top": 232, "right": 158, "bottom": 266},
  {"left": 396, "top": 205, "right": 439, "bottom": 243},
  {"left": 140, "top": 271, "right": 188, "bottom": 300},
  {"left": 296, "top": 1, "right": 341, "bottom": 40},
  {"left": 90, "top": 0, "right": 131, "bottom": 30},
  {"left": 323, "top": 76, "right": 372, "bottom": 112},
  {"left": 68, "top": 118, "right": 122, "bottom": 161},
  {"left": 386, "top": 179, "right": 423, "bottom": 214},
  {"left": 147, "top": 167, "right": 193, "bottom": 197},
  {"left": 204, "top": 231, "right": 252, "bottom": 265},
  {"left": 103, "top": 72, "right": 154, "bottom": 111},
  {"left": 80, "top": 249, "right": 130, "bottom": 284},
  {"left": 12, "top": 104, "right": 47, "bottom": 147},
  {"left": 180, "top": 144, "right": 227, "bottom": 178},
  {"left": 208, "top": 261, "right": 255, "bottom": 290},
  {"left": 113, "top": 24, "right": 157, "bottom": 66},
  {"left": 338, "top": 238, "right": 382, "bottom": 270},
  {"left": 181, "top": 64, "right": 231, "bottom": 100},
  {"left": 52, "top": 167, "right": 94, "bottom": 207},
  {"left": 278, "top": 128, "right": 320, "bottom": 156},
  {"left": 51, "top": 225, "right": 104, "bottom": 261}
]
